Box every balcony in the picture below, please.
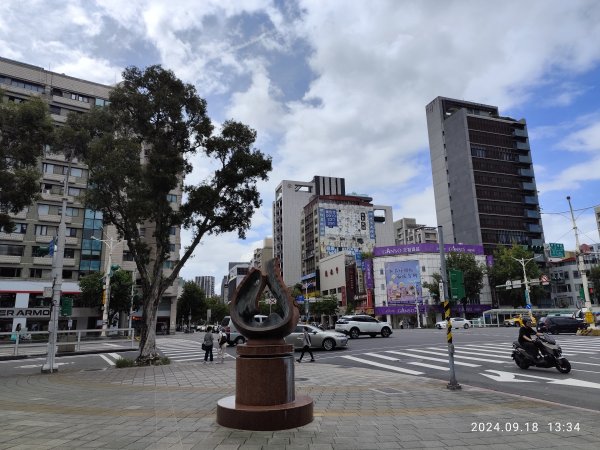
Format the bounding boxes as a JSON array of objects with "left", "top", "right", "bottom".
[
  {"left": 0, "top": 255, "right": 21, "bottom": 264},
  {"left": 0, "top": 232, "right": 24, "bottom": 242},
  {"left": 525, "top": 210, "right": 540, "bottom": 219},
  {"left": 518, "top": 154, "right": 532, "bottom": 163},
  {"left": 519, "top": 168, "right": 534, "bottom": 177},
  {"left": 522, "top": 182, "right": 536, "bottom": 191},
  {"left": 527, "top": 224, "right": 542, "bottom": 233},
  {"left": 33, "top": 256, "right": 52, "bottom": 265},
  {"left": 513, "top": 128, "right": 527, "bottom": 137},
  {"left": 515, "top": 141, "right": 530, "bottom": 150},
  {"left": 64, "top": 258, "right": 76, "bottom": 267},
  {"left": 35, "top": 235, "right": 53, "bottom": 243},
  {"left": 524, "top": 196, "right": 538, "bottom": 205}
]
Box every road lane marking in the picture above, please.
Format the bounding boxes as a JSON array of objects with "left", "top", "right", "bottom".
[
  {"left": 341, "top": 355, "right": 423, "bottom": 375},
  {"left": 482, "top": 369, "right": 600, "bottom": 389},
  {"left": 408, "top": 362, "right": 449, "bottom": 371},
  {"left": 385, "top": 350, "right": 480, "bottom": 367},
  {"left": 99, "top": 354, "right": 115, "bottom": 366},
  {"left": 365, "top": 353, "right": 400, "bottom": 361},
  {"left": 453, "top": 349, "right": 512, "bottom": 359},
  {"left": 412, "top": 348, "right": 503, "bottom": 363}
]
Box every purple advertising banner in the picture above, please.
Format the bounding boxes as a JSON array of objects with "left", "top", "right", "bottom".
[
  {"left": 385, "top": 260, "right": 421, "bottom": 303},
  {"left": 374, "top": 243, "right": 484, "bottom": 257},
  {"left": 375, "top": 304, "right": 492, "bottom": 315},
  {"left": 362, "top": 258, "right": 374, "bottom": 290}
]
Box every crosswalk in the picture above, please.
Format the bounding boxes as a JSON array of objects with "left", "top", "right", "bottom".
[
  {"left": 156, "top": 338, "right": 232, "bottom": 363},
  {"left": 341, "top": 336, "right": 600, "bottom": 377}
]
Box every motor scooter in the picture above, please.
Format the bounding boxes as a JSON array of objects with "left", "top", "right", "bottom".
[{"left": 512, "top": 333, "right": 571, "bottom": 373}]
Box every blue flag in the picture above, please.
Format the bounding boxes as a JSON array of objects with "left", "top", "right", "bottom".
[{"left": 48, "top": 237, "right": 56, "bottom": 256}]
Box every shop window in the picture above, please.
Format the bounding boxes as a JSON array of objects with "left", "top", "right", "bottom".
[{"left": 0, "top": 267, "right": 21, "bottom": 277}]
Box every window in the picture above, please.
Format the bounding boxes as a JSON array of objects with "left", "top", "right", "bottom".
[
  {"left": 0, "top": 267, "right": 21, "bottom": 277},
  {"left": 169, "top": 227, "right": 177, "bottom": 236},
  {"left": 0, "top": 245, "right": 24, "bottom": 256},
  {"left": 169, "top": 244, "right": 176, "bottom": 252},
  {"left": 29, "top": 268, "right": 45, "bottom": 278},
  {"left": 139, "top": 228, "right": 146, "bottom": 237},
  {"left": 62, "top": 270, "right": 74, "bottom": 279},
  {"left": 64, "top": 248, "right": 76, "bottom": 259},
  {"left": 12, "top": 223, "right": 27, "bottom": 234},
  {"left": 66, "top": 227, "right": 78, "bottom": 237},
  {"left": 32, "top": 246, "right": 50, "bottom": 257},
  {"left": 163, "top": 260, "right": 174, "bottom": 269},
  {"left": 69, "top": 167, "right": 83, "bottom": 177},
  {"left": 59, "top": 207, "right": 79, "bottom": 217},
  {"left": 35, "top": 225, "right": 49, "bottom": 236},
  {"left": 166, "top": 194, "right": 177, "bottom": 203},
  {"left": 37, "top": 204, "right": 50, "bottom": 215},
  {"left": 68, "top": 187, "right": 82, "bottom": 196},
  {"left": 123, "top": 251, "right": 135, "bottom": 261}
]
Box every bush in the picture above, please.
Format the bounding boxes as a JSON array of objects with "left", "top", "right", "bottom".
[{"left": 115, "top": 357, "right": 136, "bottom": 368}]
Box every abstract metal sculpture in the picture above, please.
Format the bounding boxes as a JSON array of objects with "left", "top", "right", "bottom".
[{"left": 216, "top": 259, "right": 313, "bottom": 430}]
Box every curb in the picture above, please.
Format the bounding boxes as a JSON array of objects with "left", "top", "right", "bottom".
[{"left": 0, "top": 347, "right": 135, "bottom": 361}]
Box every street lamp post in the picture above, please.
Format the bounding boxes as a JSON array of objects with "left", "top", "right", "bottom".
[
  {"left": 567, "top": 196, "right": 595, "bottom": 328},
  {"left": 511, "top": 256, "right": 536, "bottom": 318},
  {"left": 92, "top": 235, "right": 120, "bottom": 337},
  {"left": 128, "top": 268, "right": 136, "bottom": 335}
]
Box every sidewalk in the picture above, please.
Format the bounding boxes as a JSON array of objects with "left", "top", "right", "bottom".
[{"left": 0, "top": 360, "right": 599, "bottom": 449}]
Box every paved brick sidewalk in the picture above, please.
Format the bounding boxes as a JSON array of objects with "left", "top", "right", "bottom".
[{"left": 0, "top": 361, "right": 598, "bottom": 449}]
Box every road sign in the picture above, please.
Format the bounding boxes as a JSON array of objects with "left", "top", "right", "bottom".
[
  {"left": 505, "top": 280, "right": 512, "bottom": 290},
  {"left": 296, "top": 295, "right": 304, "bottom": 304},
  {"left": 525, "top": 304, "right": 531, "bottom": 309},
  {"left": 549, "top": 243, "right": 565, "bottom": 258},
  {"left": 512, "top": 280, "right": 522, "bottom": 289},
  {"left": 540, "top": 274, "right": 549, "bottom": 285}
]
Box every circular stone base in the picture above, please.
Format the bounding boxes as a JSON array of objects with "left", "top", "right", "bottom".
[{"left": 216, "top": 395, "right": 313, "bottom": 431}]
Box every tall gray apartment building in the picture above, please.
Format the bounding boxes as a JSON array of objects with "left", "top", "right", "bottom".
[
  {"left": 273, "top": 176, "right": 345, "bottom": 286},
  {"left": 426, "top": 96, "right": 544, "bottom": 255},
  {"left": 194, "top": 276, "right": 215, "bottom": 297},
  {"left": 0, "top": 57, "right": 181, "bottom": 334}
]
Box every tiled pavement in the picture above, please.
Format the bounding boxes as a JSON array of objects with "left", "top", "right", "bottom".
[{"left": 0, "top": 360, "right": 599, "bottom": 449}]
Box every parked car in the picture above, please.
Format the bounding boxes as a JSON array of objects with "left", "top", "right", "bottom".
[
  {"left": 335, "top": 315, "right": 392, "bottom": 339},
  {"left": 435, "top": 317, "right": 472, "bottom": 329},
  {"left": 503, "top": 315, "right": 536, "bottom": 327},
  {"left": 220, "top": 314, "right": 270, "bottom": 346},
  {"left": 538, "top": 316, "right": 588, "bottom": 334},
  {"left": 285, "top": 324, "right": 348, "bottom": 351}
]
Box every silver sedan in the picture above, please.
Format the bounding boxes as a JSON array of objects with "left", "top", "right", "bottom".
[{"left": 285, "top": 325, "right": 349, "bottom": 351}]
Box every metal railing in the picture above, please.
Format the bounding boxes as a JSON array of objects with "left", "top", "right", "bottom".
[{"left": 0, "top": 328, "right": 137, "bottom": 357}]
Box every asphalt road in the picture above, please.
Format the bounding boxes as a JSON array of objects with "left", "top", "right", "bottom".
[{"left": 2, "top": 327, "right": 599, "bottom": 412}]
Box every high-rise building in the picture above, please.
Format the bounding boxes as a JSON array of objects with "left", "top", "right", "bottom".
[
  {"left": 394, "top": 218, "right": 438, "bottom": 246},
  {"left": 273, "top": 176, "right": 345, "bottom": 286},
  {"left": 0, "top": 57, "right": 181, "bottom": 334},
  {"left": 194, "top": 276, "right": 215, "bottom": 297},
  {"left": 595, "top": 206, "right": 600, "bottom": 241},
  {"left": 425, "top": 96, "right": 544, "bottom": 256},
  {"left": 251, "top": 237, "right": 273, "bottom": 272},
  {"left": 227, "top": 262, "right": 250, "bottom": 303}
]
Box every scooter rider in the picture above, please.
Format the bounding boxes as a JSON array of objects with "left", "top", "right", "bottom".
[{"left": 518, "top": 317, "right": 542, "bottom": 361}]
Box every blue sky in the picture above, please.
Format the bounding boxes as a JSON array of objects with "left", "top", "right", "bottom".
[{"left": 2, "top": 1, "right": 600, "bottom": 290}]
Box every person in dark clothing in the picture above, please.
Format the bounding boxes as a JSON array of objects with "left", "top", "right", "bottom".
[
  {"left": 296, "top": 326, "right": 315, "bottom": 362},
  {"left": 518, "top": 318, "right": 541, "bottom": 361}
]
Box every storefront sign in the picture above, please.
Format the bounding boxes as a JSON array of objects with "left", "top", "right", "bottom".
[
  {"left": 374, "top": 243, "right": 484, "bottom": 257},
  {"left": 0, "top": 308, "right": 51, "bottom": 318}
]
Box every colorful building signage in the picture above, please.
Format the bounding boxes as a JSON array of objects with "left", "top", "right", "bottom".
[
  {"left": 384, "top": 260, "right": 422, "bottom": 304},
  {"left": 374, "top": 243, "right": 484, "bottom": 257}
]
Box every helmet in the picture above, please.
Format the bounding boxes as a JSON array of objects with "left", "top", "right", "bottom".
[{"left": 524, "top": 318, "right": 532, "bottom": 325}]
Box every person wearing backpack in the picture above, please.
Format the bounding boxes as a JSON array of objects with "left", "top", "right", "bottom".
[{"left": 216, "top": 326, "right": 228, "bottom": 364}]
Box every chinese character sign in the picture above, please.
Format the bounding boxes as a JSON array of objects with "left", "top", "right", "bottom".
[
  {"left": 384, "top": 260, "right": 422, "bottom": 304},
  {"left": 324, "top": 209, "right": 338, "bottom": 228}
]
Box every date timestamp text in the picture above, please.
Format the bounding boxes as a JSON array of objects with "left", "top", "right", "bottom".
[{"left": 471, "top": 422, "right": 581, "bottom": 433}]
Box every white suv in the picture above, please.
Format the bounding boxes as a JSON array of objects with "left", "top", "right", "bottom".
[{"left": 335, "top": 315, "right": 393, "bottom": 339}]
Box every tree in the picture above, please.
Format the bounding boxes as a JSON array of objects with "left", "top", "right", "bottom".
[
  {"left": 488, "top": 244, "right": 543, "bottom": 308},
  {"left": 421, "top": 252, "right": 485, "bottom": 307},
  {"left": 78, "top": 269, "right": 136, "bottom": 324},
  {"left": 0, "top": 92, "right": 54, "bottom": 232},
  {"left": 311, "top": 295, "right": 339, "bottom": 317},
  {"left": 588, "top": 266, "right": 600, "bottom": 305},
  {"left": 176, "top": 281, "right": 206, "bottom": 325},
  {"left": 58, "top": 65, "right": 272, "bottom": 363}
]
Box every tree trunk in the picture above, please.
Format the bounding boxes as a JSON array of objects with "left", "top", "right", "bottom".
[{"left": 137, "top": 282, "right": 163, "bottom": 364}]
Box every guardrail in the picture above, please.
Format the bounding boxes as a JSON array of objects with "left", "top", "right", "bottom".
[{"left": 0, "top": 328, "right": 138, "bottom": 357}]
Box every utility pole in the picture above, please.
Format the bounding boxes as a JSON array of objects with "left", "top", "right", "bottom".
[
  {"left": 567, "top": 196, "right": 595, "bottom": 327},
  {"left": 93, "top": 234, "right": 120, "bottom": 337},
  {"left": 438, "top": 226, "right": 460, "bottom": 390},
  {"left": 128, "top": 268, "right": 136, "bottom": 333},
  {"left": 42, "top": 157, "right": 70, "bottom": 373}
]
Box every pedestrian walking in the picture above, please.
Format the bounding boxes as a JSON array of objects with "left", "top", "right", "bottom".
[
  {"left": 296, "top": 326, "right": 315, "bottom": 363},
  {"left": 217, "top": 327, "right": 228, "bottom": 363},
  {"left": 202, "top": 326, "right": 214, "bottom": 363}
]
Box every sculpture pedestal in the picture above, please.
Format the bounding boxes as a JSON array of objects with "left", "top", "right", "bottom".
[{"left": 216, "top": 343, "right": 313, "bottom": 430}]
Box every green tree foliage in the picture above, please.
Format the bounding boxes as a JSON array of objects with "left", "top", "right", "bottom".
[
  {"left": 58, "top": 66, "right": 272, "bottom": 362},
  {"left": 176, "top": 281, "right": 206, "bottom": 324},
  {"left": 78, "top": 269, "right": 135, "bottom": 324},
  {"left": 310, "top": 295, "right": 339, "bottom": 317},
  {"left": 421, "top": 252, "right": 485, "bottom": 305},
  {"left": 587, "top": 266, "right": 600, "bottom": 304},
  {"left": 0, "top": 92, "right": 54, "bottom": 232},
  {"left": 205, "top": 296, "right": 229, "bottom": 325},
  {"left": 488, "top": 244, "right": 543, "bottom": 308}
]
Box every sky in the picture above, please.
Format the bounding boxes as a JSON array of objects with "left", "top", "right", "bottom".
[{"left": 2, "top": 0, "right": 600, "bottom": 292}]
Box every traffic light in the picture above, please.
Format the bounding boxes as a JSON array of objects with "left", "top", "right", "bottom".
[
  {"left": 60, "top": 297, "right": 73, "bottom": 316},
  {"left": 109, "top": 264, "right": 120, "bottom": 276},
  {"left": 448, "top": 269, "right": 465, "bottom": 300}
]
